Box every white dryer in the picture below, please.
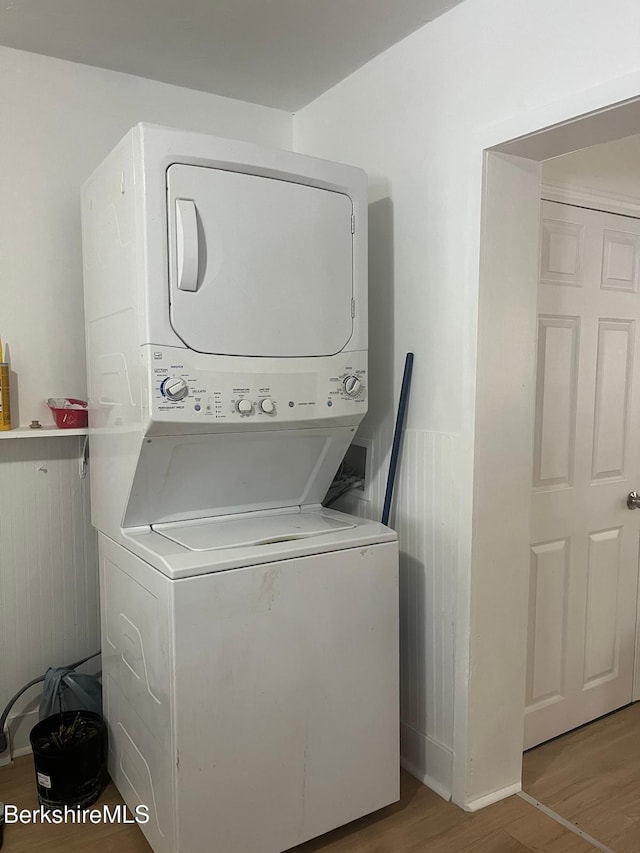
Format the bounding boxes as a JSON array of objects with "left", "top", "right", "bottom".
[{"left": 81, "top": 124, "right": 399, "bottom": 853}]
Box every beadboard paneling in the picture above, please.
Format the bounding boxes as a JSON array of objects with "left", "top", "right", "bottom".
[
  {"left": 0, "top": 436, "right": 98, "bottom": 755},
  {"left": 337, "top": 426, "right": 456, "bottom": 795}
]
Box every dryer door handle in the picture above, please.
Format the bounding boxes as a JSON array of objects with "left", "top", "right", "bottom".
[{"left": 176, "top": 199, "right": 199, "bottom": 292}]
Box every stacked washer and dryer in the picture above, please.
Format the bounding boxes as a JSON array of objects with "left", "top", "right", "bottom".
[{"left": 81, "top": 124, "right": 399, "bottom": 853}]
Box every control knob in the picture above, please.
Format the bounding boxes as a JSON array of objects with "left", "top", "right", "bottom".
[
  {"left": 259, "top": 398, "right": 275, "bottom": 414},
  {"left": 236, "top": 398, "right": 253, "bottom": 415},
  {"left": 343, "top": 375, "right": 362, "bottom": 397},
  {"left": 163, "top": 377, "right": 189, "bottom": 402}
]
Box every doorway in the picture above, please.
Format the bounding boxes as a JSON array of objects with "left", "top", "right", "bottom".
[{"left": 460, "top": 95, "right": 640, "bottom": 809}]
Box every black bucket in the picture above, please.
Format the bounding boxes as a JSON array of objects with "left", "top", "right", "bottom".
[{"left": 29, "top": 711, "right": 108, "bottom": 809}]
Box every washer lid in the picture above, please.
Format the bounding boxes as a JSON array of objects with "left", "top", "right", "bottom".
[{"left": 152, "top": 508, "right": 355, "bottom": 552}]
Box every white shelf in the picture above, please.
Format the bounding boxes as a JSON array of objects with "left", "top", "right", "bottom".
[{"left": 0, "top": 427, "right": 88, "bottom": 439}]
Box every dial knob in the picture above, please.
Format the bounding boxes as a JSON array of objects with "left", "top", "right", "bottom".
[
  {"left": 236, "top": 398, "right": 253, "bottom": 415},
  {"left": 163, "top": 377, "right": 189, "bottom": 402},
  {"left": 259, "top": 398, "right": 275, "bottom": 414},
  {"left": 343, "top": 375, "right": 362, "bottom": 397}
]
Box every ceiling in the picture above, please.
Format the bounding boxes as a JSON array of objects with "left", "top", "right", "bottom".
[{"left": 0, "top": 0, "right": 464, "bottom": 111}]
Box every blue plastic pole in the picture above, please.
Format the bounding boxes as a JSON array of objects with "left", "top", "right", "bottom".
[{"left": 382, "top": 352, "right": 414, "bottom": 527}]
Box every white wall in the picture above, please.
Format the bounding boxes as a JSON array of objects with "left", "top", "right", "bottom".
[
  {"left": 293, "top": 0, "right": 640, "bottom": 807},
  {"left": 0, "top": 46, "right": 292, "bottom": 755},
  {"left": 0, "top": 45, "right": 292, "bottom": 428}
]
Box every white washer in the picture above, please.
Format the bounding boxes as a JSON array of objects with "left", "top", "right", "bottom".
[
  {"left": 81, "top": 125, "right": 399, "bottom": 853},
  {"left": 101, "top": 510, "right": 397, "bottom": 852}
]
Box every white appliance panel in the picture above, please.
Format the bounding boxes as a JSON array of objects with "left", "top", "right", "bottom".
[
  {"left": 124, "top": 427, "right": 354, "bottom": 526},
  {"left": 144, "top": 345, "right": 367, "bottom": 433},
  {"left": 167, "top": 164, "right": 354, "bottom": 357},
  {"left": 100, "top": 544, "right": 176, "bottom": 852},
  {"left": 100, "top": 533, "right": 399, "bottom": 853}
]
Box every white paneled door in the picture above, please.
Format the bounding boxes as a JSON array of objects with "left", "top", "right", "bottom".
[{"left": 525, "top": 200, "right": 640, "bottom": 750}]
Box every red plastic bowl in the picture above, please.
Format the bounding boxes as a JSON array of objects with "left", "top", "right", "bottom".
[{"left": 47, "top": 398, "right": 88, "bottom": 429}]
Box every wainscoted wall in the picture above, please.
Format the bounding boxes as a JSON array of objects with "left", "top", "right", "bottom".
[
  {"left": 338, "top": 425, "right": 457, "bottom": 796},
  {"left": 0, "top": 436, "right": 98, "bottom": 756}
]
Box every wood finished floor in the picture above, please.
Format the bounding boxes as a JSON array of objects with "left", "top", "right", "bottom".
[
  {"left": 3, "top": 705, "right": 640, "bottom": 852},
  {"left": 522, "top": 702, "right": 640, "bottom": 853}
]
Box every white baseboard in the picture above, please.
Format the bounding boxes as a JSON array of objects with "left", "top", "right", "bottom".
[
  {"left": 462, "top": 781, "right": 522, "bottom": 812},
  {"left": 400, "top": 721, "right": 453, "bottom": 801},
  {"left": 4, "top": 707, "right": 39, "bottom": 760}
]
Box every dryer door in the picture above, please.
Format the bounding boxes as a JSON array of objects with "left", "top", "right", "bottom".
[{"left": 167, "top": 164, "right": 354, "bottom": 357}]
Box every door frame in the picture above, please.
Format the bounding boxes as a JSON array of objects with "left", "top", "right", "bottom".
[{"left": 455, "top": 78, "right": 640, "bottom": 809}]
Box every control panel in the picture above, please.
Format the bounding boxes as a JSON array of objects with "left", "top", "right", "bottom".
[{"left": 145, "top": 346, "right": 367, "bottom": 425}]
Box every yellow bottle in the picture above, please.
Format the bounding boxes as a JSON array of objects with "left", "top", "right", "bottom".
[{"left": 0, "top": 338, "right": 12, "bottom": 430}]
